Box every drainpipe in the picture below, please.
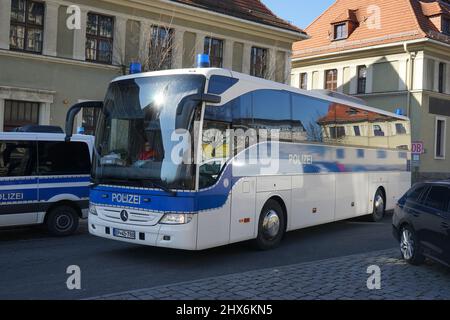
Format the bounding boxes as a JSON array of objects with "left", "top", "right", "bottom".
[{"left": 404, "top": 42, "right": 417, "bottom": 118}]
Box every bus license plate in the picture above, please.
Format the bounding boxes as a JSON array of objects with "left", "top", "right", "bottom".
[{"left": 113, "top": 228, "right": 136, "bottom": 240}]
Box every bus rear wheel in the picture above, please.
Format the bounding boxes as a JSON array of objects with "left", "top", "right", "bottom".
[
  {"left": 369, "top": 189, "right": 386, "bottom": 222},
  {"left": 255, "top": 200, "right": 286, "bottom": 250},
  {"left": 46, "top": 205, "right": 79, "bottom": 236}
]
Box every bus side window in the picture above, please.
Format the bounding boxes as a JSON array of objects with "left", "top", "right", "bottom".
[
  {"left": 252, "top": 90, "right": 292, "bottom": 143},
  {"left": 291, "top": 93, "right": 331, "bottom": 143},
  {"left": 0, "top": 141, "right": 36, "bottom": 177}
]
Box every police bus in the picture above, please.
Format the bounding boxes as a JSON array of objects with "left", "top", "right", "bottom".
[
  {"left": 0, "top": 129, "right": 93, "bottom": 236},
  {"left": 72, "top": 62, "right": 411, "bottom": 250}
]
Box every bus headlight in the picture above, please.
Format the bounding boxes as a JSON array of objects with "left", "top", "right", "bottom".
[
  {"left": 160, "top": 213, "right": 193, "bottom": 225},
  {"left": 89, "top": 204, "right": 98, "bottom": 216}
]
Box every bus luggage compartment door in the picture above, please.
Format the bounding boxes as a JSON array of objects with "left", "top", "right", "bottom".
[{"left": 230, "top": 177, "right": 256, "bottom": 243}]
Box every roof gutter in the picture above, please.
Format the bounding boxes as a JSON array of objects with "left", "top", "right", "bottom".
[
  {"left": 292, "top": 37, "right": 450, "bottom": 62},
  {"left": 157, "top": 0, "right": 309, "bottom": 40},
  {"left": 292, "top": 38, "right": 428, "bottom": 62}
]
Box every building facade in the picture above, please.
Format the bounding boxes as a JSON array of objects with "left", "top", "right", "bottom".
[
  {"left": 292, "top": 0, "right": 450, "bottom": 182},
  {"left": 0, "top": 0, "right": 306, "bottom": 134}
]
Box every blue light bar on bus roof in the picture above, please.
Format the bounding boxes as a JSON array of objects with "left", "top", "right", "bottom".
[
  {"left": 197, "top": 54, "right": 210, "bottom": 68},
  {"left": 129, "top": 62, "right": 142, "bottom": 74}
]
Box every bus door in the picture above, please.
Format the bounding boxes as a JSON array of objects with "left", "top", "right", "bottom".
[
  {"left": 196, "top": 120, "right": 232, "bottom": 249},
  {"left": 0, "top": 140, "right": 39, "bottom": 226}
]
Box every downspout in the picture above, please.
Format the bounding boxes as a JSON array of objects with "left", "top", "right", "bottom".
[{"left": 404, "top": 42, "right": 417, "bottom": 117}]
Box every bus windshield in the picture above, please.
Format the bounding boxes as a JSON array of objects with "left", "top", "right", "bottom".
[{"left": 93, "top": 74, "right": 205, "bottom": 191}]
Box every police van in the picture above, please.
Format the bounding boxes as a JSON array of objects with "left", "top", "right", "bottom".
[{"left": 0, "top": 127, "right": 93, "bottom": 236}]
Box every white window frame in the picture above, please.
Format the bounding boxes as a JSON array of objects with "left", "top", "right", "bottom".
[{"left": 435, "top": 116, "right": 447, "bottom": 160}]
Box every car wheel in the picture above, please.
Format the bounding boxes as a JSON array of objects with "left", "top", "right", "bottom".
[
  {"left": 46, "top": 205, "right": 79, "bottom": 236},
  {"left": 400, "top": 225, "right": 425, "bottom": 265},
  {"left": 255, "top": 200, "right": 286, "bottom": 250},
  {"left": 369, "top": 189, "right": 385, "bottom": 222}
]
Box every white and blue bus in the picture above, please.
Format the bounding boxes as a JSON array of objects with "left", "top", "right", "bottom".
[{"left": 79, "top": 67, "right": 411, "bottom": 250}]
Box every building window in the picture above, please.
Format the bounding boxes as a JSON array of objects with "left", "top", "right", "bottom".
[
  {"left": 443, "top": 18, "right": 450, "bottom": 35},
  {"left": 325, "top": 69, "right": 338, "bottom": 91},
  {"left": 395, "top": 123, "right": 407, "bottom": 135},
  {"left": 250, "top": 47, "right": 267, "bottom": 78},
  {"left": 435, "top": 117, "right": 446, "bottom": 159},
  {"left": 4, "top": 100, "right": 40, "bottom": 132},
  {"left": 149, "top": 26, "right": 174, "bottom": 71},
  {"left": 330, "top": 126, "right": 346, "bottom": 139},
  {"left": 334, "top": 23, "right": 347, "bottom": 40},
  {"left": 354, "top": 126, "right": 361, "bottom": 136},
  {"left": 438, "top": 62, "right": 446, "bottom": 93},
  {"left": 81, "top": 108, "right": 100, "bottom": 136},
  {"left": 86, "top": 13, "right": 114, "bottom": 64},
  {"left": 299, "top": 73, "right": 308, "bottom": 90},
  {"left": 10, "top": 0, "right": 45, "bottom": 53},
  {"left": 204, "top": 37, "right": 224, "bottom": 68},
  {"left": 373, "top": 125, "right": 385, "bottom": 137},
  {"left": 357, "top": 65, "right": 367, "bottom": 94}
]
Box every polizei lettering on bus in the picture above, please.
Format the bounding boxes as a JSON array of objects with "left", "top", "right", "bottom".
[{"left": 111, "top": 193, "right": 141, "bottom": 205}]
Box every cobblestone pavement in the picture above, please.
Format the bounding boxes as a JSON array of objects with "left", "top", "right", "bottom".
[{"left": 91, "top": 248, "right": 450, "bottom": 300}]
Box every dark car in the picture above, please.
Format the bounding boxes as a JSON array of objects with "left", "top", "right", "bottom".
[{"left": 393, "top": 181, "right": 450, "bottom": 267}]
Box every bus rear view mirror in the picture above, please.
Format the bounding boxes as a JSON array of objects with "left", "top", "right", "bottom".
[
  {"left": 201, "top": 94, "right": 221, "bottom": 104},
  {"left": 176, "top": 94, "right": 221, "bottom": 129},
  {"left": 65, "top": 101, "right": 104, "bottom": 141}
]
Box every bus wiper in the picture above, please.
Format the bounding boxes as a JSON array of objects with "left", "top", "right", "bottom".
[{"left": 140, "top": 179, "right": 177, "bottom": 196}]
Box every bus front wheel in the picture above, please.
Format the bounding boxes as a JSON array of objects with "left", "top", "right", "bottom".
[
  {"left": 255, "top": 200, "right": 286, "bottom": 250},
  {"left": 46, "top": 205, "right": 79, "bottom": 236}
]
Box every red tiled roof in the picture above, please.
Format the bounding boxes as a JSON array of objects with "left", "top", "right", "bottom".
[
  {"left": 293, "top": 0, "right": 450, "bottom": 59},
  {"left": 318, "top": 104, "right": 394, "bottom": 125},
  {"left": 170, "top": 0, "right": 306, "bottom": 34}
]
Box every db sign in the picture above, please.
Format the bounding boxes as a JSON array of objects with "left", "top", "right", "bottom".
[{"left": 412, "top": 142, "right": 424, "bottom": 154}]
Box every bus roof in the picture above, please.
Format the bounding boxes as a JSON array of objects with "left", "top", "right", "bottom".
[{"left": 112, "top": 68, "right": 409, "bottom": 121}]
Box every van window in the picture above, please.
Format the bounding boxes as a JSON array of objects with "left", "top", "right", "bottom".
[
  {"left": 423, "top": 186, "right": 450, "bottom": 211},
  {"left": 38, "top": 141, "right": 91, "bottom": 175},
  {"left": 0, "top": 141, "right": 36, "bottom": 177}
]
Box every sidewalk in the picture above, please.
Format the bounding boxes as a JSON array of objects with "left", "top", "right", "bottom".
[{"left": 90, "top": 248, "right": 450, "bottom": 300}]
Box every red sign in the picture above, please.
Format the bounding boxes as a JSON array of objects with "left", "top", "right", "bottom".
[{"left": 412, "top": 142, "right": 424, "bottom": 154}]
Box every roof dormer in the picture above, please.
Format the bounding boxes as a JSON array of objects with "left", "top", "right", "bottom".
[
  {"left": 420, "top": 1, "right": 450, "bottom": 35},
  {"left": 330, "top": 9, "right": 359, "bottom": 40}
]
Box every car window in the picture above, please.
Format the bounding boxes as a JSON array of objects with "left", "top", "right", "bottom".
[
  {"left": 38, "top": 141, "right": 91, "bottom": 175},
  {"left": 423, "top": 186, "right": 450, "bottom": 212},
  {"left": 406, "top": 184, "right": 427, "bottom": 202}
]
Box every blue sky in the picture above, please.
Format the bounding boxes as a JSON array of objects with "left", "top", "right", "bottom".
[{"left": 262, "top": 0, "right": 335, "bottom": 29}]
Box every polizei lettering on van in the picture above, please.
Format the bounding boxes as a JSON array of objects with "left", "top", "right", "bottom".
[
  {"left": 111, "top": 193, "right": 141, "bottom": 205},
  {"left": 0, "top": 192, "right": 24, "bottom": 201}
]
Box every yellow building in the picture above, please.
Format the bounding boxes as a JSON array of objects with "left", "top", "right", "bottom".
[
  {"left": 292, "top": 0, "right": 450, "bottom": 182},
  {"left": 0, "top": 0, "right": 306, "bottom": 133}
]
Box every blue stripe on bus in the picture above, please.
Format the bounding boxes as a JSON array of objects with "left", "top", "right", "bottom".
[{"left": 90, "top": 144, "right": 411, "bottom": 213}]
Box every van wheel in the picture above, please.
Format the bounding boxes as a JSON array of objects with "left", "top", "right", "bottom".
[
  {"left": 254, "top": 200, "right": 285, "bottom": 250},
  {"left": 46, "top": 206, "right": 79, "bottom": 236},
  {"left": 369, "top": 189, "right": 385, "bottom": 222}
]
